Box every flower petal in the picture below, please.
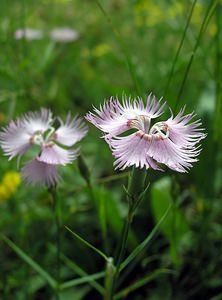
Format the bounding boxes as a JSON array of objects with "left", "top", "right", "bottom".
[
  {"left": 146, "top": 137, "right": 201, "bottom": 172},
  {"left": 38, "top": 144, "right": 79, "bottom": 165},
  {"left": 109, "top": 132, "right": 161, "bottom": 171},
  {"left": 85, "top": 94, "right": 166, "bottom": 138},
  {"left": 55, "top": 113, "right": 88, "bottom": 146},
  {"left": 20, "top": 108, "right": 53, "bottom": 135},
  {"left": 165, "top": 107, "right": 206, "bottom": 147},
  {"left": 21, "top": 159, "right": 59, "bottom": 186},
  {"left": 0, "top": 120, "right": 31, "bottom": 159}
]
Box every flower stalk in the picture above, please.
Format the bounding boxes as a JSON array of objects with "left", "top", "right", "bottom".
[
  {"left": 49, "top": 187, "right": 61, "bottom": 300},
  {"left": 107, "top": 167, "right": 147, "bottom": 300}
]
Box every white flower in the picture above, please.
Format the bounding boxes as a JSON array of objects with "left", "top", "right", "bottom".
[
  {"left": 86, "top": 95, "right": 206, "bottom": 172},
  {"left": 0, "top": 108, "right": 87, "bottom": 186}
]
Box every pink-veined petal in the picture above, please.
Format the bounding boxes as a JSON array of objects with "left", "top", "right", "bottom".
[
  {"left": 109, "top": 132, "right": 162, "bottom": 171},
  {"left": 146, "top": 136, "right": 202, "bottom": 173},
  {"left": 55, "top": 113, "right": 87, "bottom": 146},
  {"left": 85, "top": 94, "right": 166, "bottom": 138},
  {"left": 21, "top": 159, "right": 59, "bottom": 186},
  {"left": 38, "top": 144, "right": 79, "bottom": 165},
  {"left": 164, "top": 107, "right": 206, "bottom": 147}
]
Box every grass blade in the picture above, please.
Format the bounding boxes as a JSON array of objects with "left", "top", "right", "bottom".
[
  {"left": 175, "top": 0, "right": 219, "bottom": 109},
  {"left": 65, "top": 226, "right": 109, "bottom": 262},
  {"left": 1, "top": 235, "right": 57, "bottom": 289}
]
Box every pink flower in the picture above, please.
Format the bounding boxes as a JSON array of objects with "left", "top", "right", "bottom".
[
  {"left": 0, "top": 108, "right": 87, "bottom": 186},
  {"left": 86, "top": 95, "right": 206, "bottom": 172}
]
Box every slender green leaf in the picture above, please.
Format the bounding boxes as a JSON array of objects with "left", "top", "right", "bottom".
[
  {"left": 114, "top": 268, "right": 175, "bottom": 300},
  {"left": 120, "top": 204, "right": 171, "bottom": 271},
  {"left": 176, "top": 0, "right": 219, "bottom": 108},
  {"left": 48, "top": 243, "right": 105, "bottom": 295},
  {"left": 61, "top": 271, "right": 104, "bottom": 290},
  {"left": 60, "top": 286, "right": 90, "bottom": 300},
  {"left": 1, "top": 235, "right": 57, "bottom": 289},
  {"left": 164, "top": 0, "right": 197, "bottom": 96},
  {"left": 65, "top": 226, "right": 109, "bottom": 262},
  {"left": 151, "top": 177, "right": 189, "bottom": 264},
  {"left": 91, "top": 186, "right": 138, "bottom": 248}
]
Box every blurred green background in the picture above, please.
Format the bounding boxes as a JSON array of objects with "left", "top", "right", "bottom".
[{"left": 0, "top": 0, "right": 221, "bottom": 299}]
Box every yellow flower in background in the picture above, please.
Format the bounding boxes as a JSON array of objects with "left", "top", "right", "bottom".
[
  {"left": 0, "top": 112, "right": 6, "bottom": 123},
  {"left": 208, "top": 23, "right": 217, "bottom": 37},
  {"left": 167, "top": 2, "right": 184, "bottom": 18},
  {"left": 0, "top": 185, "right": 9, "bottom": 202},
  {"left": 92, "top": 43, "right": 111, "bottom": 57},
  {"left": 0, "top": 171, "right": 21, "bottom": 203},
  {"left": 134, "top": 0, "right": 166, "bottom": 27},
  {"left": 190, "top": 3, "right": 204, "bottom": 28},
  {"left": 133, "top": 0, "right": 208, "bottom": 33}
]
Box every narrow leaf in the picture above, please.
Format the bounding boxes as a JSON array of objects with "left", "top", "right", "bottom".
[
  {"left": 65, "top": 226, "right": 109, "bottom": 262},
  {"left": 176, "top": 0, "right": 219, "bottom": 108},
  {"left": 1, "top": 235, "right": 57, "bottom": 289},
  {"left": 120, "top": 205, "right": 171, "bottom": 271},
  {"left": 61, "top": 271, "right": 104, "bottom": 290},
  {"left": 114, "top": 268, "right": 175, "bottom": 300}
]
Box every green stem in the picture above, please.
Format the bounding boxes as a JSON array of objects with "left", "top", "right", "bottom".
[
  {"left": 50, "top": 188, "right": 61, "bottom": 300},
  {"left": 107, "top": 167, "right": 147, "bottom": 300},
  {"left": 104, "top": 257, "right": 115, "bottom": 300}
]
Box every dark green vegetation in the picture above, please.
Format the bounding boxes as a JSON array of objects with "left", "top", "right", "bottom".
[{"left": 0, "top": 0, "right": 222, "bottom": 299}]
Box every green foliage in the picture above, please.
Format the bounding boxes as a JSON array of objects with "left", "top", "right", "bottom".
[
  {"left": 0, "top": 0, "right": 222, "bottom": 299},
  {"left": 151, "top": 177, "right": 189, "bottom": 265}
]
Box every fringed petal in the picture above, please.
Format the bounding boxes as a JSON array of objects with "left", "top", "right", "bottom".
[
  {"left": 85, "top": 94, "right": 166, "bottom": 138},
  {"left": 20, "top": 108, "right": 53, "bottom": 135},
  {"left": 0, "top": 120, "right": 31, "bottom": 159},
  {"left": 164, "top": 107, "right": 206, "bottom": 147},
  {"left": 55, "top": 113, "right": 88, "bottom": 146},
  {"left": 21, "top": 159, "right": 59, "bottom": 187},
  {"left": 147, "top": 137, "right": 202, "bottom": 173},
  {"left": 38, "top": 144, "right": 79, "bottom": 165},
  {"left": 109, "top": 132, "right": 161, "bottom": 171}
]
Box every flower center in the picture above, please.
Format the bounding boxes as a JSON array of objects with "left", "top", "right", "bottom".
[
  {"left": 127, "top": 115, "right": 151, "bottom": 133},
  {"left": 135, "top": 122, "right": 170, "bottom": 141},
  {"left": 150, "top": 122, "right": 169, "bottom": 139},
  {"left": 30, "top": 126, "right": 56, "bottom": 146},
  {"left": 30, "top": 132, "right": 44, "bottom": 145}
]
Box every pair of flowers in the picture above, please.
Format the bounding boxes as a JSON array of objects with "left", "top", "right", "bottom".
[{"left": 0, "top": 95, "right": 206, "bottom": 186}]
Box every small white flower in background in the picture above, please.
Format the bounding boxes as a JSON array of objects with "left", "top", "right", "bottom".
[
  {"left": 50, "top": 27, "right": 79, "bottom": 42},
  {"left": 14, "top": 28, "right": 44, "bottom": 40},
  {"left": 0, "top": 108, "right": 87, "bottom": 187},
  {"left": 86, "top": 94, "right": 206, "bottom": 172}
]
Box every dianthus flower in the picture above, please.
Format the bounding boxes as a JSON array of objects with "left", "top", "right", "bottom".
[
  {"left": 86, "top": 95, "right": 206, "bottom": 172},
  {"left": 0, "top": 108, "right": 87, "bottom": 186}
]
